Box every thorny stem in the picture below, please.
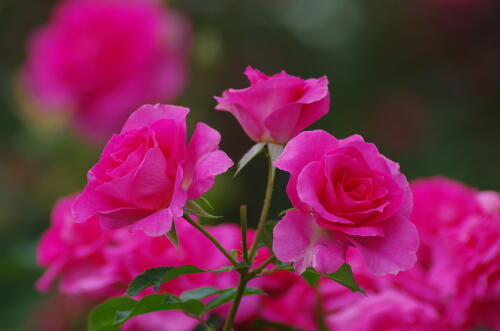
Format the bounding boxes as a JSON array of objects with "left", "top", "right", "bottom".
[
  {"left": 247, "top": 152, "right": 276, "bottom": 262},
  {"left": 183, "top": 214, "right": 239, "bottom": 267}
]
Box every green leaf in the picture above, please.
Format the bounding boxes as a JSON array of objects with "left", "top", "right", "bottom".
[
  {"left": 179, "top": 287, "right": 225, "bottom": 301},
  {"left": 184, "top": 200, "right": 221, "bottom": 219},
  {"left": 301, "top": 264, "right": 365, "bottom": 294},
  {"left": 126, "top": 266, "right": 208, "bottom": 296},
  {"left": 323, "top": 264, "right": 366, "bottom": 294},
  {"left": 165, "top": 221, "right": 179, "bottom": 252},
  {"left": 260, "top": 220, "right": 278, "bottom": 250},
  {"left": 267, "top": 143, "right": 284, "bottom": 163},
  {"left": 89, "top": 287, "right": 266, "bottom": 331},
  {"left": 302, "top": 269, "right": 321, "bottom": 287},
  {"left": 234, "top": 143, "right": 266, "bottom": 177},
  {"left": 197, "top": 196, "right": 214, "bottom": 210},
  {"left": 202, "top": 287, "right": 266, "bottom": 314},
  {"left": 88, "top": 294, "right": 205, "bottom": 331}
]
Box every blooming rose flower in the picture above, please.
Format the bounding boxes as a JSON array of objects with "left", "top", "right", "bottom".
[
  {"left": 214, "top": 66, "right": 330, "bottom": 144},
  {"left": 273, "top": 130, "right": 418, "bottom": 275},
  {"left": 72, "top": 104, "right": 233, "bottom": 236},
  {"left": 326, "top": 290, "right": 453, "bottom": 331},
  {"left": 22, "top": 0, "right": 190, "bottom": 141}
]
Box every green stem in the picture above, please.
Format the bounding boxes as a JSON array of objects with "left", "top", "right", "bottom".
[
  {"left": 240, "top": 205, "right": 249, "bottom": 264},
  {"left": 183, "top": 214, "right": 239, "bottom": 267},
  {"left": 247, "top": 153, "right": 276, "bottom": 262},
  {"left": 315, "top": 285, "right": 328, "bottom": 331},
  {"left": 250, "top": 255, "right": 275, "bottom": 276},
  {"left": 222, "top": 270, "right": 249, "bottom": 331}
]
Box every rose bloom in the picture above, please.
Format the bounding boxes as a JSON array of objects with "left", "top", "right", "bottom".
[
  {"left": 72, "top": 104, "right": 233, "bottom": 236},
  {"left": 36, "top": 194, "right": 125, "bottom": 297},
  {"left": 273, "top": 130, "right": 418, "bottom": 275},
  {"left": 38, "top": 194, "right": 262, "bottom": 330},
  {"left": 215, "top": 66, "right": 330, "bottom": 144},
  {"left": 22, "top": 0, "right": 190, "bottom": 141},
  {"left": 326, "top": 290, "right": 453, "bottom": 331}
]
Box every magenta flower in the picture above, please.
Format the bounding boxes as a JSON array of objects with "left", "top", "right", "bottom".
[
  {"left": 272, "top": 130, "right": 418, "bottom": 275},
  {"left": 22, "top": 0, "right": 190, "bottom": 141},
  {"left": 36, "top": 194, "right": 125, "bottom": 297},
  {"left": 327, "top": 290, "right": 452, "bottom": 331},
  {"left": 72, "top": 104, "right": 233, "bottom": 236},
  {"left": 215, "top": 66, "right": 330, "bottom": 144}
]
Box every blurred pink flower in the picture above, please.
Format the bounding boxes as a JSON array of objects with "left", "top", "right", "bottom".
[
  {"left": 72, "top": 104, "right": 233, "bottom": 237},
  {"left": 326, "top": 289, "right": 453, "bottom": 331},
  {"left": 273, "top": 130, "right": 418, "bottom": 275},
  {"left": 215, "top": 66, "right": 330, "bottom": 144},
  {"left": 22, "top": 0, "right": 190, "bottom": 141},
  {"left": 410, "top": 176, "right": 480, "bottom": 238},
  {"left": 36, "top": 194, "right": 126, "bottom": 297}
]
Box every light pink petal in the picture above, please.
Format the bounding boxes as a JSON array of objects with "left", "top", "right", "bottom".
[
  {"left": 121, "top": 104, "right": 189, "bottom": 133},
  {"left": 350, "top": 214, "right": 419, "bottom": 275},
  {"left": 184, "top": 122, "right": 233, "bottom": 200},
  {"left": 273, "top": 209, "right": 346, "bottom": 274}
]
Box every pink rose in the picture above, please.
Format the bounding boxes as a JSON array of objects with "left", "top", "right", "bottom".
[
  {"left": 327, "top": 290, "right": 453, "bottom": 331},
  {"left": 36, "top": 194, "right": 127, "bottom": 297},
  {"left": 410, "top": 176, "right": 480, "bottom": 238},
  {"left": 273, "top": 130, "right": 418, "bottom": 275},
  {"left": 72, "top": 104, "right": 233, "bottom": 236},
  {"left": 22, "top": 0, "right": 190, "bottom": 141},
  {"left": 214, "top": 66, "right": 330, "bottom": 144}
]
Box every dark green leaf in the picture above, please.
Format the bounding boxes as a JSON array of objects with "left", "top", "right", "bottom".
[
  {"left": 197, "top": 195, "right": 214, "bottom": 210},
  {"left": 202, "top": 287, "right": 266, "bottom": 314},
  {"left": 126, "top": 266, "right": 208, "bottom": 296},
  {"left": 165, "top": 221, "right": 179, "bottom": 252},
  {"left": 88, "top": 294, "right": 205, "bottom": 331},
  {"left": 179, "top": 287, "right": 225, "bottom": 301},
  {"left": 267, "top": 143, "right": 284, "bottom": 163},
  {"left": 302, "top": 268, "right": 320, "bottom": 287},
  {"left": 184, "top": 200, "right": 221, "bottom": 219},
  {"left": 234, "top": 143, "right": 266, "bottom": 177},
  {"left": 323, "top": 264, "right": 366, "bottom": 294},
  {"left": 301, "top": 264, "right": 365, "bottom": 294}
]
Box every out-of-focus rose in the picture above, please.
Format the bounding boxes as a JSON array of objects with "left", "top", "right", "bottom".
[
  {"left": 36, "top": 194, "right": 125, "bottom": 297},
  {"left": 72, "top": 104, "right": 233, "bottom": 236},
  {"left": 410, "top": 176, "right": 479, "bottom": 238},
  {"left": 326, "top": 290, "right": 453, "bottom": 331},
  {"left": 215, "top": 66, "right": 329, "bottom": 144},
  {"left": 22, "top": 0, "right": 190, "bottom": 141},
  {"left": 273, "top": 130, "right": 418, "bottom": 275}
]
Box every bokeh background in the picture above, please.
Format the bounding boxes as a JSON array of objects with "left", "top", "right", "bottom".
[{"left": 0, "top": 0, "right": 499, "bottom": 329}]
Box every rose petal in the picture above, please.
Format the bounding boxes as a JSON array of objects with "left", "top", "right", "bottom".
[{"left": 273, "top": 209, "right": 346, "bottom": 274}]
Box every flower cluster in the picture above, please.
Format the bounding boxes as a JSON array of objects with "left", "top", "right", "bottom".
[
  {"left": 34, "top": 63, "right": 498, "bottom": 331},
  {"left": 320, "top": 177, "right": 500, "bottom": 331}
]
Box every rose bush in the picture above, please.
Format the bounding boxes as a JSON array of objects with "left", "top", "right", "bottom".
[
  {"left": 215, "top": 66, "right": 329, "bottom": 144},
  {"left": 72, "top": 104, "right": 233, "bottom": 236},
  {"left": 273, "top": 130, "right": 418, "bottom": 275},
  {"left": 22, "top": 0, "right": 190, "bottom": 141}
]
